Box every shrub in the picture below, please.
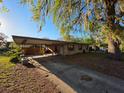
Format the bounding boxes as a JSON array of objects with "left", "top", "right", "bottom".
[
  {"left": 10, "top": 52, "right": 21, "bottom": 63},
  {"left": 0, "top": 48, "right": 9, "bottom": 55},
  {"left": 9, "top": 47, "right": 22, "bottom": 63},
  {"left": 40, "top": 48, "right": 45, "bottom": 55}
]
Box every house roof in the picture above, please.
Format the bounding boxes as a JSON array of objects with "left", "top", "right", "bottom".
[{"left": 12, "top": 35, "right": 89, "bottom": 45}]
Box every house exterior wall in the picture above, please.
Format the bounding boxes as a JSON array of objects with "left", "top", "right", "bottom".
[
  {"left": 21, "top": 44, "right": 89, "bottom": 56},
  {"left": 59, "top": 44, "right": 89, "bottom": 55}
]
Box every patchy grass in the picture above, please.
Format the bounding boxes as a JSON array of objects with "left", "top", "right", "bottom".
[
  {"left": 0, "top": 56, "right": 15, "bottom": 87},
  {"left": 0, "top": 56, "right": 15, "bottom": 69},
  {"left": 0, "top": 56, "right": 60, "bottom": 93},
  {"left": 0, "top": 56, "right": 10, "bottom": 62}
]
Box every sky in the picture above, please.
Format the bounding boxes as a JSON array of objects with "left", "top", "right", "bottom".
[
  {"left": 0, "top": 0, "right": 85, "bottom": 41},
  {"left": 0, "top": 0, "right": 62, "bottom": 41}
]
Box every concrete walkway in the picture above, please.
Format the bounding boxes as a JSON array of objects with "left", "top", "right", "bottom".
[{"left": 29, "top": 57, "right": 124, "bottom": 93}]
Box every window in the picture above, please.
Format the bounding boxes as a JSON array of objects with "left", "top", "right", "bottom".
[
  {"left": 34, "top": 45, "right": 41, "bottom": 48},
  {"left": 68, "top": 44, "right": 74, "bottom": 51},
  {"left": 21, "top": 45, "right": 32, "bottom": 48}
]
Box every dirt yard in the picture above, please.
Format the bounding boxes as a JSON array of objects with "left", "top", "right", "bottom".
[
  {"left": 0, "top": 62, "right": 60, "bottom": 93},
  {"left": 38, "top": 52, "right": 124, "bottom": 80}
]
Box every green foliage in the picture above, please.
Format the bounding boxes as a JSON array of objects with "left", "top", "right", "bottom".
[
  {"left": 121, "top": 42, "right": 124, "bottom": 52},
  {"left": 9, "top": 46, "right": 21, "bottom": 63},
  {"left": 0, "top": 40, "right": 21, "bottom": 64},
  {"left": 0, "top": 0, "right": 9, "bottom": 14},
  {"left": 10, "top": 53, "right": 21, "bottom": 63},
  {"left": 0, "top": 48, "right": 9, "bottom": 55},
  {"left": 83, "top": 37, "right": 95, "bottom": 44},
  {"left": 0, "top": 56, "right": 15, "bottom": 69},
  {"left": 21, "top": 0, "right": 34, "bottom": 4},
  {"left": 0, "top": 42, "right": 19, "bottom": 56},
  {"left": 40, "top": 48, "right": 45, "bottom": 55},
  {"left": 0, "top": 6, "right": 9, "bottom": 13},
  {"left": 0, "top": 0, "right": 2, "bottom": 3},
  {"left": 22, "top": 0, "right": 124, "bottom": 52},
  {"left": 1, "top": 43, "right": 22, "bottom": 63}
]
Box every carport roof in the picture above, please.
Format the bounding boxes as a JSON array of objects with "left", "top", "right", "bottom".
[{"left": 12, "top": 35, "right": 89, "bottom": 45}]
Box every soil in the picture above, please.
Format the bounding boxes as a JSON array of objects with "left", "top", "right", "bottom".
[{"left": 0, "top": 63, "right": 61, "bottom": 93}]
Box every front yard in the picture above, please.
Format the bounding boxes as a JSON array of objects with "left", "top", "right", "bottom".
[
  {"left": 0, "top": 56, "right": 60, "bottom": 93},
  {"left": 0, "top": 53, "right": 124, "bottom": 93},
  {"left": 0, "top": 56, "right": 15, "bottom": 69},
  {"left": 0, "top": 56, "right": 15, "bottom": 81}
]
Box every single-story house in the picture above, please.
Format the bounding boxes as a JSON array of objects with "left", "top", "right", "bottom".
[{"left": 12, "top": 35, "right": 89, "bottom": 56}]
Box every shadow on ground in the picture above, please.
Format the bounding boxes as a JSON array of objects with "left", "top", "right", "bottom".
[
  {"left": 34, "top": 53, "right": 124, "bottom": 93},
  {"left": 23, "top": 63, "right": 36, "bottom": 68}
]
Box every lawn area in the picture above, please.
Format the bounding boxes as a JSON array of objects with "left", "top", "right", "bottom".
[
  {"left": 0, "top": 56, "right": 10, "bottom": 62},
  {"left": 0, "top": 56, "right": 15, "bottom": 88},
  {"left": 0, "top": 56, "right": 15, "bottom": 70}
]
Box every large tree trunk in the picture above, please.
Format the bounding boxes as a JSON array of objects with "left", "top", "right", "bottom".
[
  {"left": 104, "top": 0, "right": 122, "bottom": 60},
  {"left": 108, "top": 36, "right": 121, "bottom": 60}
]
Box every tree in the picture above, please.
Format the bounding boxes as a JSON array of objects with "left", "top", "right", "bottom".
[
  {"left": 0, "top": 0, "right": 9, "bottom": 48},
  {"left": 0, "top": 33, "right": 7, "bottom": 47},
  {"left": 0, "top": 0, "right": 9, "bottom": 13},
  {"left": 22, "top": 0, "right": 124, "bottom": 60}
]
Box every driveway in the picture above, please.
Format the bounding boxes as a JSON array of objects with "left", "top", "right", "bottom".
[{"left": 32, "top": 56, "right": 124, "bottom": 93}]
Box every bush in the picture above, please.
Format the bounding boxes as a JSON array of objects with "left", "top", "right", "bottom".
[
  {"left": 10, "top": 52, "right": 21, "bottom": 63},
  {"left": 0, "top": 48, "right": 10, "bottom": 55},
  {"left": 9, "top": 47, "right": 22, "bottom": 63},
  {"left": 40, "top": 48, "right": 45, "bottom": 55}
]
